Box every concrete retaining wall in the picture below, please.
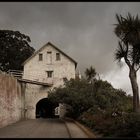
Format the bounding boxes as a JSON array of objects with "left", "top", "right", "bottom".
[
  {"left": 0, "top": 74, "right": 23, "bottom": 128},
  {"left": 0, "top": 73, "right": 67, "bottom": 126}
]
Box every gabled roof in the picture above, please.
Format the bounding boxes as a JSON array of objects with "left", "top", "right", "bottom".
[{"left": 22, "top": 42, "right": 77, "bottom": 68}]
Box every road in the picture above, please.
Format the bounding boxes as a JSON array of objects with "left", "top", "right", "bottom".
[{"left": 0, "top": 118, "right": 92, "bottom": 138}]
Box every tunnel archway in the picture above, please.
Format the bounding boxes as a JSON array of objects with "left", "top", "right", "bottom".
[{"left": 35, "top": 98, "right": 59, "bottom": 118}]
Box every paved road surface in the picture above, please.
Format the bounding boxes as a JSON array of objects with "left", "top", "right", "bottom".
[{"left": 0, "top": 118, "right": 90, "bottom": 138}]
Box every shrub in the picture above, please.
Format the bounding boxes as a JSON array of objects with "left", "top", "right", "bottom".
[{"left": 79, "top": 112, "right": 140, "bottom": 138}]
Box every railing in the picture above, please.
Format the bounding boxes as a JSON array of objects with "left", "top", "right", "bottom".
[
  {"left": 22, "top": 75, "right": 54, "bottom": 85},
  {"left": 7, "top": 69, "right": 23, "bottom": 79}
]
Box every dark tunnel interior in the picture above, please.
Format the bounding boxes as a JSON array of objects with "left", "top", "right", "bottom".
[{"left": 36, "top": 98, "right": 59, "bottom": 118}]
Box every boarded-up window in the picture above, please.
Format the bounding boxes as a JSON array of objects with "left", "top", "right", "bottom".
[
  {"left": 47, "top": 52, "right": 52, "bottom": 64},
  {"left": 39, "top": 53, "right": 43, "bottom": 61},
  {"left": 56, "top": 53, "right": 60, "bottom": 61}
]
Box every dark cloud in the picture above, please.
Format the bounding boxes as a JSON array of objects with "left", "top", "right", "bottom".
[{"left": 0, "top": 2, "right": 140, "bottom": 94}]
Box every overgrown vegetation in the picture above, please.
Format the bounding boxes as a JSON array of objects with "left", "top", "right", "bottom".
[
  {"left": 48, "top": 68, "right": 140, "bottom": 137},
  {"left": 79, "top": 111, "right": 140, "bottom": 137},
  {"left": 49, "top": 12, "right": 140, "bottom": 137}
]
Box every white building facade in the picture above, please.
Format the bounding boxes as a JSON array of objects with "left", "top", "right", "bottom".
[
  {"left": 22, "top": 42, "right": 77, "bottom": 119},
  {"left": 23, "top": 42, "right": 77, "bottom": 87}
]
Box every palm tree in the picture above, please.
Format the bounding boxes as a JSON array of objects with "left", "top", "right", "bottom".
[
  {"left": 114, "top": 13, "right": 140, "bottom": 112},
  {"left": 85, "top": 66, "right": 96, "bottom": 83}
]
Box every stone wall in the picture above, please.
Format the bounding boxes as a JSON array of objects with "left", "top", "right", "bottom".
[
  {"left": 22, "top": 83, "right": 67, "bottom": 119},
  {"left": 0, "top": 73, "right": 23, "bottom": 128},
  {"left": 24, "top": 83, "right": 50, "bottom": 119},
  {"left": 0, "top": 73, "right": 67, "bottom": 124}
]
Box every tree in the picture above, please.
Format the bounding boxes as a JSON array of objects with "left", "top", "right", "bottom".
[
  {"left": 48, "top": 78, "right": 94, "bottom": 118},
  {"left": 85, "top": 66, "right": 96, "bottom": 83},
  {"left": 0, "top": 30, "right": 35, "bottom": 72},
  {"left": 48, "top": 77, "right": 132, "bottom": 119},
  {"left": 114, "top": 13, "right": 140, "bottom": 112}
]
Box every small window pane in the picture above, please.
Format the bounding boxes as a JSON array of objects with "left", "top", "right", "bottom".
[
  {"left": 47, "top": 71, "right": 53, "bottom": 78},
  {"left": 39, "top": 53, "right": 43, "bottom": 61},
  {"left": 56, "top": 53, "right": 60, "bottom": 61}
]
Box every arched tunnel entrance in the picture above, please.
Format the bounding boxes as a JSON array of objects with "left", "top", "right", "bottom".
[{"left": 36, "top": 98, "right": 59, "bottom": 118}]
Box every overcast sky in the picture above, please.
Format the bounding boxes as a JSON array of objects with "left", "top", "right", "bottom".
[{"left": 1, "top": 2, "right": 140, "bottom": 95}]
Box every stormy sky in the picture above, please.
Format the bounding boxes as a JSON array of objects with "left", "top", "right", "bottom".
[{"left": 0, "top": 2, "right": 140, "bottom": 95}]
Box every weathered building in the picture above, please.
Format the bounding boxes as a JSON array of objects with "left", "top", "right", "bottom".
[
  {"left": 23, "top": 42, "right": 77, "bottom": 87},
  {"left": 22, "top": 42, "right": 77, "bottom": 119}
]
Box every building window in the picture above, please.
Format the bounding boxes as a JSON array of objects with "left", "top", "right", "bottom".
[
  {"left": 39, "top": 53, "right": 43, "bottom": 61},
  {"left": 47, "top": 52, "right": 52, "bottom": 64},
  {"left": 47, "top": 51, "right": 52, "bottom": 54},
  {"left": 56, "top": 53, "right": 60, "bottom": 61},
  {"left": 47, "top": 71, "right": 53, "bottom": 78}
]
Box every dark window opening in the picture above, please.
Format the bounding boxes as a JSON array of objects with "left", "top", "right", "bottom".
[
  {"left": 39, "top": 53, "right": 43, "bottom": 61},
  {"left": 47, "top": 71, "right": 53, "bottom": 78},
  {"left": 47, "top": 51, "right": 52, "bottom": 54},
  {"left": 56, "top": 53, "right": 60, "bottom": 61}
]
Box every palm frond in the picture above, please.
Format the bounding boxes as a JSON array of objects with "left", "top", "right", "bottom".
[
  {"left": 115, "top": 41, "right": 127, "bottom": 63},
  {"left": 116, "top": 14, "right": 122, "bottom": 25},
  {"left": 115, "top": 13, "right": 140, "bottom": 46},
  {"left": 85, "top": 66, "right": 96, "bottom": 81}
]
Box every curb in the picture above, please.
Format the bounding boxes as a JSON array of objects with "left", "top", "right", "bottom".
[
  {"left": 63, "top": 117, "right": 96, "bottom": 138},
  {"left": 60, "top": 118, "right": 72, "bottom": 138},
  {"left": 74, "top": 120, "right": 96, "bottom": 138}
]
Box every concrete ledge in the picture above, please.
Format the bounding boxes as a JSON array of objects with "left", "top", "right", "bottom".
[
  {"left": 63, "top": 117, "right": 96, "bottom": 138},
  {"left": 74, "top": 120, "right": 96, "bottom": 138},
  {"left": 60, "top": 118, "right": 72, "bottom": 138}
]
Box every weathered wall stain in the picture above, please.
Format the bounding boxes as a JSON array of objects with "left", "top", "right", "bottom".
[{"left": 0, "top": 74, "right": 23, "bottom": 128}]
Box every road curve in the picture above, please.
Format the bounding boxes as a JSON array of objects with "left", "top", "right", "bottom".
[{"left": 0, "top": 118, "right": 90, "bottom": 138}]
